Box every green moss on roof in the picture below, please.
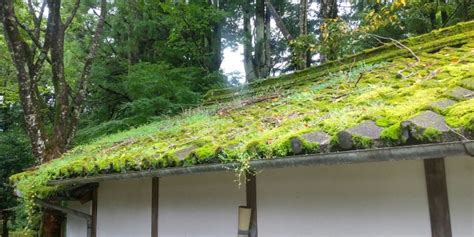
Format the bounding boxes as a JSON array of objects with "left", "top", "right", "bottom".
[{"left": 10, "top": 22, "right": 474, "bottom": 223}]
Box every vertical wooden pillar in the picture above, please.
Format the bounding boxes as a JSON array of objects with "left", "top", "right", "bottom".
[
  {"left": 1, "top": 210, "right": 9, "bottom": 237},
  {"left": 91, "top": 187, "right": 98, "bottom": 237},
  {"left": 246, "top": 173, "right": 258, "bottom": 237},
  {"left": 151, "top": 177, "right": 159, "bottom": 237},
  {"left": 424, "top": 158, "right": 452, "bottom": 237},
  {"left": 43, "top": 209, "right": 64, "bottom": 237}
]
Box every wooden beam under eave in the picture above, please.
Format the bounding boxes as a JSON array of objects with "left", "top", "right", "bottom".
[
  {"left": 246, "top": 172, "right": 258, "bottom": 237},
  {"left": 91, "top": 187, "right": 98, "bottom": 237},
  {"left": 424, "top": 158, "right": 452, "bottom": 237},
  {"left": 151, "top": 177, "right": 159, "bottom": 237}
]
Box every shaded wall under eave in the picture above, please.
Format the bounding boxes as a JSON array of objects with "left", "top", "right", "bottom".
[{"left": 65, "top": 155, "right": 474, "bottom": 237}]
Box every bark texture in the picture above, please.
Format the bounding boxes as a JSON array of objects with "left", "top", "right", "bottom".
[
  {"left": 243, "top": 0, "right": 257, "bottom": 82},
  {"left": 297, "top": 0, "right": 309, "bottom": 69},
  {"left": 265, "top": 0, "right": 293, "bottom": 41},
  {"left": 244, "top": 0, "right": 271, "bottom": 82},
  {"left": 0, "top": 0, "right": 107, "bottom": 163},
  {"left": 319, "top": 0, "right": 338, "bottom": 62}
]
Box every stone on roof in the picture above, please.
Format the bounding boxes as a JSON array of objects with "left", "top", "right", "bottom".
[
  {"left": 430, "top": 99, "right": 456, "bottom": 111},
  {"left": 449, "top": 86, "right": 473, "bottom": 100},
  {"left": 401, "top": 111, "right": 459, "bottom": 143},
  {"left": 175, "top": 145, "right": 197, "bottom": 161},
  {"left": 291, "top": 131, "right": 331, "bottom": 154},
  {"left": 337, "top": 121, "right": 384, "bottom": 150}
]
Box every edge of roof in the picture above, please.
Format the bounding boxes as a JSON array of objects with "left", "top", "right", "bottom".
[{"left": 49, "top": 141, "right": 474, "bottom": 186}]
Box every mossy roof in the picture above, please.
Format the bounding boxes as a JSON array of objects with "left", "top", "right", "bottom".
[{"left": 12, "top": 21, "right": 474, "bottom": 199}]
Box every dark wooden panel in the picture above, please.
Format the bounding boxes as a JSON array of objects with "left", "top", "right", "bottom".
[
  {"left": 246, "top": 173, "right": 258, "bottom": 237},
  {"left": 91, "top": 187, "right": 98, "bottom": 237},
  {"left": 151, "top": 177, "right": 159, "bottom": 237},
  {"left": 424, "top": 158, "right": 452, "bottom": 237}
]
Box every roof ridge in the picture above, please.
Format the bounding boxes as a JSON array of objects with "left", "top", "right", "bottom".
[{"left": 204, "top": 21, "right": 474, "bottom": 104}]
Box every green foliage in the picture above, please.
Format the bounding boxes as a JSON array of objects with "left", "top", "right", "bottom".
[
  {"left": 289, "top": 35, "right": 318, "bottom": 68},
  {"left": 80, "top": 62, "right": 226, "bottom": 144},
  {"left": 0, "top": 130, "right": 35, "bottom": 209},
  {"left": 163, "top": 2, "right": 226, "bottom": 68},
  {"left": 120, "top": 64, "right": 200, "bottom": 117},
  {"left": 77, "top": 0, "right": 228, "bottom": 141},
  {"left": 320, "top": 18, "right": 363, "bottom": 60},
  {"left": 357, "top": 0, "right": 474, "bottom": 38},
  {"left": 0, "top": 130, "right": 35, "bottom": 232}
]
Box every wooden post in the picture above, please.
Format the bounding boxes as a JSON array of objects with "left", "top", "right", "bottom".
[
  {"left": 42, "top": 209, "right": 64, "bottom": 237},
  {"left": 424, "top": 158, "right": 452, "bottom": 237},
  {"left": 91, "top": 187, "right": 98, "bottom": 237},
  {"left": 246, "top": 173, "right": 258, "bottom": 237},
  {"left": 151, "top": 177, "right": 159, "bottom": 237},
  {"left": 1, "top": 210, "right": 8, "bottom": 237}
]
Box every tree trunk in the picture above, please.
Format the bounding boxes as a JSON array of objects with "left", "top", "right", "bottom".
[
  {"left": 265, "top": 0, "right": 293, "bottom": 41},
  {"left": 243, "top": 0, "right": 256, "bottom": 82},
  {"left": 320, "top": 0, "right": 338, "bottom": 19},
  {"left": 127, "top": 0, "right": 139, "bottom": 65},
  {"left": 299, "top": 0, "right": 308, "bottom": 36},
  {"left": 264, "top": 1, "right": 271, "bottom": 76},
  {"left": 1, "top": 0, "right": 50, "bottom": 161},
  {"left": 440, "top": 0, "right": 449, "bottom": 26},
  {"left": 319, "top": 0, "right": 338, "bottom": 63},
  {"left": 297, "top": 0, "right": 308, "bottom": 69},
  {"left": 47, "top": 0, "right": 70, "bottom": 159},
  {"left": 208, "top": 0, "right": 223, "bottom": 72},
  {"left": 255, "top": 0, "right": 266, "bottom": 78}
]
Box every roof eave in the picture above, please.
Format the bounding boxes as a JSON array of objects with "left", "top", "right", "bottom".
[{"left": 49, "top": 141, "right": 474, "bottom": 187}]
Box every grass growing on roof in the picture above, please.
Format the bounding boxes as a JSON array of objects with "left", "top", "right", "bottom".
[{"left": 9, "top": 21, "right": 474, "bottom": 231}]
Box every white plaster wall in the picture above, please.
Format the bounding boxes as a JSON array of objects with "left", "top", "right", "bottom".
[
  {"left": 445, "top": 156, "right": 474, "bottom": 237},
  {"left": 257, "top": 160, "right": 432, "bottom": 237},
  {"left": 158, "top": 171, "right": 246, "bottom": 237},
  {"left": 97, "top": 178, "right": 151, "bottom": 237},
  {"left": 66, "top": 201, "right": 90, "bottom": 237},
  {"left": 65, "top": 156, "right": 472, "bottom": 237}
]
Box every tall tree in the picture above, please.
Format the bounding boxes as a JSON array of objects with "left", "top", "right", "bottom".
[
  {"left": 265, "top": 0, "right": 293, "bottom": 41},
  {"left": 208, "top": 0, "right": 224, "bottom": 72},
  {"left": 0, "top": 0, "right": 108, "bottom": 163},
  {"left": 243, "top": 0, "right": 271, "bottom": 82},
  {"left": 254, "top": 0, "right": 267, "bottom": 78},
  {"left": 297, "top": 0, "right": 309, "bottom": 69},
  {"left": 319, "top": 0, "right": 338, "bottom": 62},
  {"left": 243, "top": 0, "right": 257, "bottom": 81}
]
